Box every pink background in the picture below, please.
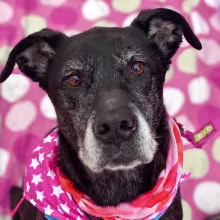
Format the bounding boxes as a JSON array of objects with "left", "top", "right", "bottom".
[{"left": 0, "top": 0, "right": 220, "bottom": 219}]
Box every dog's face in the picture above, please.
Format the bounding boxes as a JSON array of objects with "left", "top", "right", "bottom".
[
  {"left": 0, "top": 8, "right": 201, "bottom": 172},
  {"left": 53, "top": 27, "right": 164, "bottom": 171}
]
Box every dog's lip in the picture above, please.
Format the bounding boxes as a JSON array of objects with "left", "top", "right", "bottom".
[
  {"left": 89, "top": 149, "right": 147, "bottom": 172},
  {"left": 105, "top": 159, "right": 142, "bottom": 171},
  {"left": 106, "top": 151, "right": 138, "bottom": 167}
]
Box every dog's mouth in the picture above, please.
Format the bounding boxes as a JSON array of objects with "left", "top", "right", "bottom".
[
  {"left": 105, "top": 151, "right": 143, "bottom": 171},
  {"left": 80, "top": 135, "right": 157, "bottom": 172}
]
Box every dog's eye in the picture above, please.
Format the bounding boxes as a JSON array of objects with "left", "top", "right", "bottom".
[
  {"left": 67, "top": 74, "right": 80, "bottom": 86},
  {"left": 131, "top": 62, "right": 145, "bottom": 75}
]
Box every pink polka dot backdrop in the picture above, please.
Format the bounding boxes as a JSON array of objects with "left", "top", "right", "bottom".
[{"left": 0, "top": 0, "right": 220, "bottom": 219}]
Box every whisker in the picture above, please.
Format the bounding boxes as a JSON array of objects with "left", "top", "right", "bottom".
[{"left": 151, "top": 134, "right": 167, "bottom": 139}]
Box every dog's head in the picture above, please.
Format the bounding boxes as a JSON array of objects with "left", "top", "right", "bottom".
[{"left": 0, "top": 8, "right": 201, "bottom": 172}]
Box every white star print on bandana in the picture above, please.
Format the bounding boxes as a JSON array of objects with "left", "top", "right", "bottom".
[
  {"left": 38, "top": 152, "right": 45, "bottom": 164},
  {"left": 52, "top": 185, "right": 64, "bottom": 198},
  {"left": 26, "top": 182, "right": 30, "bottom": 192},
  {"left": 29, "top": 158, "right": 39, "bottom": 170},
  {"left": 47, "top": 169, "right": 56, "bottom": 180},
  {"left": 44, "top": 135, "right": 54, "bottom": 143},
  {"left": 33, "top": 146, "right": 43, "bottom": 152},
  {"left": 36, "top": 191, "right": 45, "bottom": 202},
  {"left": 32, "top": 174, "right": 43, "bottom": 186}
]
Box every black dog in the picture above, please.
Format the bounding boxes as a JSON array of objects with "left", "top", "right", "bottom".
[{"left": 1, "top": 8, "right": 201, "bottom": 220}]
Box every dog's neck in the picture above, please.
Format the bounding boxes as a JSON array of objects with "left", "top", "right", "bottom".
[{"left": 57, "top": 112, "right": 169, "bottom": 208}]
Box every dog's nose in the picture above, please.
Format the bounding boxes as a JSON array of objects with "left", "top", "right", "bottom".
[{"left": 94, "top": 108, "right": 137, "bottom": 144}]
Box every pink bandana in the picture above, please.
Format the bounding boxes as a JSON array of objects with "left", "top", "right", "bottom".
[{"left": 24, "top": 117, "right": 183, "bottom": 220}]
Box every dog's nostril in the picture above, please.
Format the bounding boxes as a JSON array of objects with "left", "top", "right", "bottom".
[
  {"left": 98, "top": 124, "right": 110, "bottom": 135},
  {"left": 120, "top": 120, "right": 134, "bottom": 131}
]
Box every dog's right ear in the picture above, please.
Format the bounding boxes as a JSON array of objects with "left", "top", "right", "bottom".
[
  {"left": 0, "top": 28, "right": 67, "bottom": 88},
  {"left": 130, "top": 8, "right": 202, "bottom": 58}
]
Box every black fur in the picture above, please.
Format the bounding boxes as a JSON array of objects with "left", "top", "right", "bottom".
[{"left": 1, "top": 8, "right": 202, "bottom": 220}]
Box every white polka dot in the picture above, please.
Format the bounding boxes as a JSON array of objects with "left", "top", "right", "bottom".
[
  {"left": 95, "top": 20, "right": 116, "bottom": 27},
  {"left": 82, "top": 0, "right": 110, "bottom": 21},
  {"left": 204, "top": 0, "right": 220, "bottom": 8},
  {"left": 0, "top": 215, "right": 11, "bottom": 220},
  {"left": 5, "top": 101, "right": 37, "bottom": 132},
  {"left": 182, "top": 199, "right": 192, "bottom": 220},
  {"left": 177, "top": 48, "right": 197, "bottom": 74},
  {"left": 210, "top": 13, "right": 220, "bottom": 32},
  {"left": 122, "top": 13, "right": 138, "bottom": 27},
  {"left": 163, "top": 87, "right": 185, "bottom": 116},
  {"left": 40, "top": 95, "right": 56, "bottom": 119},
  {"left": 188, "top": 77, "right": 210, "bottom": 104},
  {"left": 0, "top": 45, "right": 12, "bottom": 66},
  {"left": 198, "top": 39, "right": 220, "bottom": 65},
  {"left": 1, "top": 74, "right": 30, "bottom": 103},
  {"left": 21, "top": 15, "right": 47, "bottom": 36},
  {"left": 40, "top": 0, "right": 67, "bottom": 6},
  {"left": 191, "top": 11, "right": 210, "bottom": 35},
  {"left": 182, "top": 0, "right": 200, "bottom": 13},
  {"left": 63, "top": 29, "right": 80, "bottom": 37},
  {"left": 212, "top": 137, "right": 220, "bottom": 162},
  {"left": 0, "top": 1, "right": 13, "bottom": 23},
  {"left": 165, "top": 65, "right": 174, "bottom": 82},
  {"left": 194, "top": 181, "right": 220, "bottom": 214},
  {"left": 183, "top": 149, "right": 209, "bottom": 178},
  {"left": 112, "top": 0, "right": 141, "bottom": 13},
  {"left": 0, "top": 148, "right": 10, "bottom": 177}
]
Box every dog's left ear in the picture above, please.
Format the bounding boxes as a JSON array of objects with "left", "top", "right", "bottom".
[
  {"left": 0, "top": 28, "right": 67, "bottom": 87},
  {"left": 131, "top": 8, "right": 202, "bottom": 58}
]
